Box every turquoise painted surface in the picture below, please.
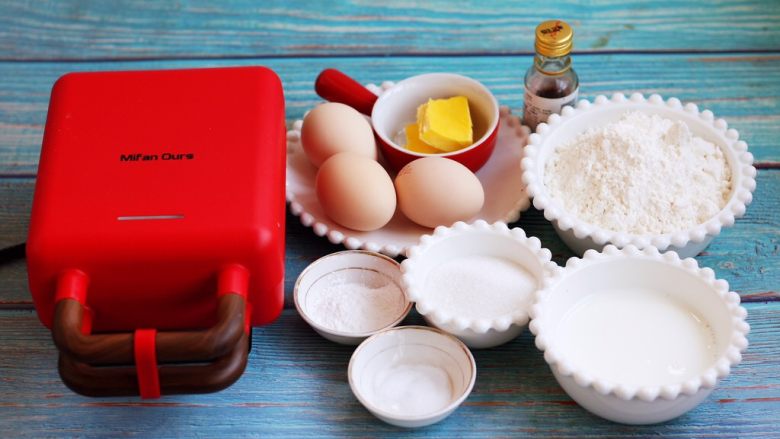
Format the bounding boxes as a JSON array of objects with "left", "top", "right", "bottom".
[
  {"left": 0, "top": 1, "right": 778, "bottom": 437},
  {"left": 0, "top": 305, "right": 779, "bottom": 437},
  {"left": 2, "top": 54, "right": 780, "bottom": 174},
  {"left": 0, "top": 0, "right": 779, "bottom": 59}
]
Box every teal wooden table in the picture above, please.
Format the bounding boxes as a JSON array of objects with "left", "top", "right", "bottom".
[{"left": 1, "top": 1, "right": 779, "bottom": 437}]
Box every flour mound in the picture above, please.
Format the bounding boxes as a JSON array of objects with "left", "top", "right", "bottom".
[{"left": 544, "top": 111, "right": 732, "bottom": 234}]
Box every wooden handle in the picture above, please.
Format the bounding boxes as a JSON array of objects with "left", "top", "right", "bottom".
[
  {"left": 49, "top": 266, "right": 250, "bottom": 397},
  {"left": 315, "top": 68, "right": 378, "bottom": 116},
  {"left": 52, "top": 293, "right": 246, "bottom": 366},
  {"left": 57, "top": 333, "right": 250, "bottom": 396}
]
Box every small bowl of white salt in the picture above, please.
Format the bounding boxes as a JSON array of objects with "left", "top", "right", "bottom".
[
  {"left": 294, "top": 250, "right": 412, "bottom": 345},
  {"left": 401, "top": 220, "right": 560, "bottom": 349},
  {"left": 348, "top": 325, "right": 476, "bottom": 428},
  {"left": 521, "top": 93, "right": 757, "bottom": 258}
]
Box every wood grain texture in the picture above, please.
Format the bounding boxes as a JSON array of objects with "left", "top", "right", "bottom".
[
  {"left": 0, "top": 0, "right": 779, "bottom": 60},
  {"left": 0, "top": 2, "right": 778, "bottom": 436},
  {"left": 0, "top": 304, "right": 778, "bottom": 438},
  {"left": 0, "top": 178, "right": 32, "bottom": 249},
  {"left": 1, "top": 53, "right": 779, "bottom": 176},
  {"left": 2, "top": 170, "right": 777, "bottom": 306}
]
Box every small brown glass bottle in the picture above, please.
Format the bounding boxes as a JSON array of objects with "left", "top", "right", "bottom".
[{"left": 523, "top": 20, "right": 579, "bottom": 131}]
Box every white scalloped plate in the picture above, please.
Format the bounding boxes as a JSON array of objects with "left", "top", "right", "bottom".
[{"left": 286, "top": 83, "right": 532, "bottom": 257}]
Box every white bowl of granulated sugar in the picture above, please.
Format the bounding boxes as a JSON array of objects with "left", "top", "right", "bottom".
[
  {"left": 401, "top": 220, "right": 560, "bottom": 348},
  {"left": 521, "top": 93, "right": 757, "bottom": 258},
  {"left": 294, "top": 250, "right": 412, "bottom": 345}
]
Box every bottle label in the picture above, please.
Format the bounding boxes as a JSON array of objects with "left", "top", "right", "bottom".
[{"left": 523, "top": 87, "right": 579, "bottom": 131}]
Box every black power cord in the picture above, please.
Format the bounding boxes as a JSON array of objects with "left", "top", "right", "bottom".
[{"left": 0, "top": 243, "right": 25, "bottom": 264}]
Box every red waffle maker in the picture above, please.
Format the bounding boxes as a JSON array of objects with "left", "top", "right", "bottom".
[{"left": 27, "top": 66, "right": 286, "bottom": 398}]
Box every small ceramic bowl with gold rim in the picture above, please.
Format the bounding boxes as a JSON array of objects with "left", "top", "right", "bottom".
[
  {"left": 294, "top": 250, "right": 412, "bottom": 345},
  {"left": 348, "top": 325, "right": 476, "bottom": 428}
]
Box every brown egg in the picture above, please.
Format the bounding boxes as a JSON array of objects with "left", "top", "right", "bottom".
[
  {"left": 395, "top": 157, "right": 484, "bottom": 228},
  {"left": 316, "top": 153, "right": 396, "bottom": 231},
  {"left": 301, "top": 102, "right": 377, "bottom": 167}
]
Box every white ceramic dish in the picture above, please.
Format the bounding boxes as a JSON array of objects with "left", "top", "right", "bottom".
[
  {"left": 348, "top": 325, "right": 476, "bottom": 428},
  {"left": 529, "top": 245, "right": 749, "bottom": 424},
  {"left": 402, "top": 220, "right": 560, "bottom": 348},
  {"left": 294, "top": 250, "right": 412, "bottom": 345},
  {"left": 521, "top": 93, "right": 757, "bottom": 258},
  {"left": 286, "top": 81, "right": 532, "bottom": 258}
]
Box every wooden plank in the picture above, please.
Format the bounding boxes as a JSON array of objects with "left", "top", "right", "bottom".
[
  {"left": 0, "top": 179, "right": 32, "bottom": 249},
  {"left": 1, "top": 53, "right": 779, "bottom": 176},
  {"left": 0, "top": 0, "right": 778, "bottom": 60},
  {"left": 0, "top": 260, "right": 27, "bottom": 308},
  {"left": 2, "top": 170, "right": 778, "bottom": 306},
  {"left": 0, "top": 303, "right": 778, "bottom": 437}
]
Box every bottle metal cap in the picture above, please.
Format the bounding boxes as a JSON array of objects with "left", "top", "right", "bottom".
[{"left": 535, "top": 20, "right": 574, "bottom": 57}]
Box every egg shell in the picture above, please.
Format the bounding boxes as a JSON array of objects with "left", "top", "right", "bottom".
[
  {"left": 395, "top": 157, "right": 484, "bottom": 228},
  {"left": 301, "top": 102, "right": 377, "bottom": 167},
  {"left": 316, "top": 153, "right": 397, "bottom": 232}
]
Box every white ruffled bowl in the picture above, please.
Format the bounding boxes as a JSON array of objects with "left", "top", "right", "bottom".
[
  {"left": 521, "top": 93, "right": 757, "bottom": 258},
  {"left": 529, "top": 245, "right": 749, "bottom": 424},
  {"left": 401, "top": 220, "right": 559, "bottom": 348}
]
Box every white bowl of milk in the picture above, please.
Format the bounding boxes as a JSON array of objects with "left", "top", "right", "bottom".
[
  {"left": 348, "top": 326, "right": 476, "bottom": 428},
  {"left": 529, "top": 245, "right": 749, "bottom": 424}
]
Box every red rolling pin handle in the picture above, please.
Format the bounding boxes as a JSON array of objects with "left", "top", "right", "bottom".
[{"left": 315, "top": 68, "right": 378, "bottom": 116}]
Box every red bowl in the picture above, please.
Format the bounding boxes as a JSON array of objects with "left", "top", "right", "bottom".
[
  {"left": 316, "top": 70, "right": 500, "bottom": 173},
  {"left": 371, "top": 73, "right": 500, "bottom": 173}
]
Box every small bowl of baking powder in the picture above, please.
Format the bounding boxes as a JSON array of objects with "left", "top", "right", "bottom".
[
  {"left": 521, "top": 93, "right": 757, "bottom": 258},
  {"left": 294, "top": 250, "right": 412, "bottom": 345}
]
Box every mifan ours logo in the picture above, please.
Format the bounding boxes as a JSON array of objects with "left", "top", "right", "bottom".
[{"left": 119, "top": 152, "right": 195, "bottom": 162}]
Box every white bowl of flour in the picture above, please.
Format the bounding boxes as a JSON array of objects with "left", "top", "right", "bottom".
[
  {"left": 401, "top": 220, "right": 560, "bottom": 348},
  {"left": 529, "top": 245, "right": 749, "bottom": 424},
  {"left": 521, "top": 93, "right": 757, "bottom": 258}
]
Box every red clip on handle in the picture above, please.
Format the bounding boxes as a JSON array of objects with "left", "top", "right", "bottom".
[{"left": 134, "top": 329, "right": 160, "bottom": 399}]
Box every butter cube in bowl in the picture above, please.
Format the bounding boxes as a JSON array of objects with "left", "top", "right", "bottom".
[{"left": 371, "top": 73, "right": 500, "bottom": 172}]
